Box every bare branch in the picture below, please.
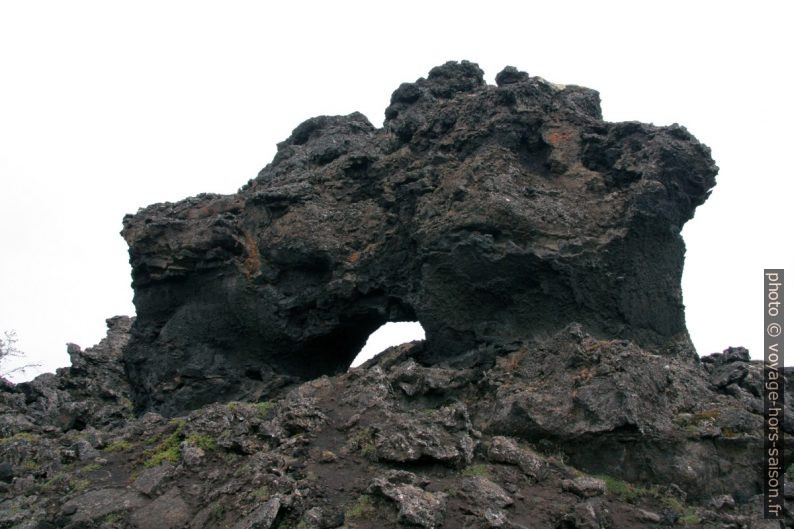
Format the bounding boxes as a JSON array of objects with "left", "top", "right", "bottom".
[{"left": 1, "top": 330, "right": 41, "bottom": 379}]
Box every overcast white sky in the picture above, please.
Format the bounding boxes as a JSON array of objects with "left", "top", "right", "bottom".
[{"left": 1, "top": 1, "right": 791, "bottom": 378}]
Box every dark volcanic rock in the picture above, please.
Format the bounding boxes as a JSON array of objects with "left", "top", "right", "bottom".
[
  {"left": 2, "top": 323, "right": 794, "bottom": 528},
  {"left": 4, "top": 60, "right": 794, "bottom": 529},
  {"left": 120, "top": 61, "right": 717, "bottom": 415},
  {"left": 0, "top": 316, "right": 133, "bottom": 435}
]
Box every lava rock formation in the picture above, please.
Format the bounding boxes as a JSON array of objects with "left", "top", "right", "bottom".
[
  {"left": 121, "top": 61, "right": 717, "bottom": 416},
  {"left": 1, "top": 61, "right": 791, "bottom": 529}
]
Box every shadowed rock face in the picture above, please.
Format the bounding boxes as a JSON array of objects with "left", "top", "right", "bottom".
[{"left": 121, "top": 61, "right": 717, "bottom": 415}]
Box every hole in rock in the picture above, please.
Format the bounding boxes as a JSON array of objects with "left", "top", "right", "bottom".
[
  {"left": 244, "top": 368, "right": 263, "bottom": 381},
  {"left": 349, "top": 321, "right": 425, "bottom": 369}
]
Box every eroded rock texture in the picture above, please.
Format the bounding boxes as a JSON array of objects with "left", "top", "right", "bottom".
[
  {"left": 121, "top": 61, "right": 717, "bottom": 415},
  {"left": 3, "top": 328, "right": 794, "bottom": 528},
  {"left": 0, "top": 317, "right": 134, "bottom": 434}
]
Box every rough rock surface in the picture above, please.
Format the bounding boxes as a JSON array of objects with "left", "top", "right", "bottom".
[
  {"left": 2, "top": 62, "right": 790, "bottom": 528},
  {"left": 121, "top": 61, "right": 717, "bottom": 415},
  {"left": 1, "top": 330, "right": 793, "bottom": 528},
  {"left": 0, "top": 317, "right": 134, "bottom": 435}
]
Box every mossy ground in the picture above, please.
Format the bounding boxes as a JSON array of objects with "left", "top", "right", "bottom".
[{"left": 143, "top": 419, "right": 185, "bottom": 467}]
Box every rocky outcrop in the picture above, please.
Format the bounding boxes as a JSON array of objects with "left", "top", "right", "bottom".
[
  {"left": 1, "top": 326, "right": 793, "bottom": 528},
  {"left": 121, "top": 61, "right": 717, "bottom": 415},
  {"left": 5, "top": 61, "right": 786, "bottom": 528},
  {"left": 0, "top": 316, "right": 133, "bottom": 436}
]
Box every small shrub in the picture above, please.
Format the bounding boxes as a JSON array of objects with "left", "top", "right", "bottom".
[
  {"left": 20, "top": 460, "right": 39, "bottom": 472},
  {"left": 662, "top": 495, "right": 699, "bottom": 525},
  {"left": 662, "top": 496, "right": 685, "bottom": 514},
  {"left": 596, "top": 474, "right": 658, "bottom": 501},
  {"left": 251, "top": 486, "right": 270, "bottom": 501},
  {"left": 103, "top": 513, "right": 122, "bottom": 525},
  {"left": 104, "top": 439, "right": 133, "bottom": 452},
  {"left": 600, "top": 475, "right": 634, "bottom": 499},
  {"left": 221, "top": 451, "right": 240, "bottom": 465},
  {"left": 662, "top": 496, "right": 684, "bottom": 514},
  {"left": 185, "top": 434, "right": 217, "bottom": 452},
  {"left": 672, "top": 414, "right": 691, "bottom": 427},
  {"left": 349, "top": 427, "right": 377, "bottom": 459},
  {"left": 0, "top": 432, "right": 38, "bottom": 445},
  {"left": 255, "top": 401, "right": 276, "bottom": 416},
  {"left": 680, "top": 513, "right": 700, "bottom": 525},
  {"left": 360, "top": 442, "right": 377, "bottom": 460},
  {"left": 692, "top": 408, "right": 720, "bottom": 422},
  {"left": 143, "top": 420, "right": 185, "bottom": 468},
  {"left": 345, "top": 495, "right": 376, "bottom": 520},
  {"left": 70, "top": 478, "right": 91, "bottom": 492},
  {"left": 462, "top": 464, "right": 491, "bottom": 478},
  {"left": 79, "top": 463, "right": 103, "bottom": 474},
  {"left": 144, "top": 444, "right": 180, "bottom": 467},
  {"left": 41, "top": 472, "right": 69, "bottom": 491},
  {"left": 684, "top": 424, "right": 700, "bottom": 437}
]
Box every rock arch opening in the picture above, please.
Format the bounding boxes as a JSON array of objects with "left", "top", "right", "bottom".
[{"left": 349, "top": 321, "right": 426, "bottom": 369}]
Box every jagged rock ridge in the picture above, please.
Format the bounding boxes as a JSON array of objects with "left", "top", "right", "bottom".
[{"left": 121, "top": 60, "right": 717, "bottom": 416}]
